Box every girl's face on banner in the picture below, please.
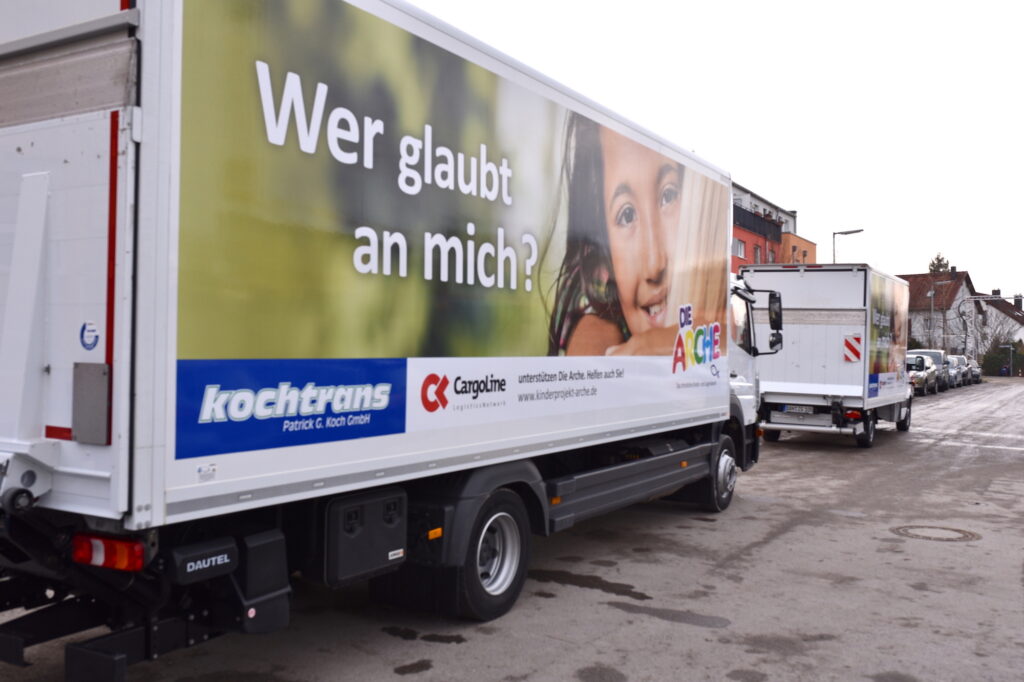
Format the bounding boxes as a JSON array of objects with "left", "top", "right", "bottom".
[{"left": 599, "top": 127, "right": 682, "bottom": 336}]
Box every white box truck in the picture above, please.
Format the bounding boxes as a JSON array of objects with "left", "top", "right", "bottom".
[
  {"left": 0, "top": 1, "right": 781, "bottom": 677},
  {"left": 741, "top": 264, "right": 912, "bottom": 448}
]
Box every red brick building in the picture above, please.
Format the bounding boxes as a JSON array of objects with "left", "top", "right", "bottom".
[
  {"left": 730, "top": 184, "right": 814, "bottom": 273},
  {"left": 731, "top": 205, "right": 780, "bottom": 272}
]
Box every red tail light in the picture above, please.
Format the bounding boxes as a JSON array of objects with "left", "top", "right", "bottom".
[
  {"left": 71, "top": 534, "right": 146, "bottom": 572},
  {"left": 844, "top": 410, "right": 862, "bottom": 420}
]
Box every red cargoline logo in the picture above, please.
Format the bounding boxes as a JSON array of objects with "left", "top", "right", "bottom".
[{"left": 421, "top": 373, "right": 449, "bottom": 412}]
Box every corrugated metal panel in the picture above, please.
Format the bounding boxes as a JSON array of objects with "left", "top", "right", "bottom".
[
  {"left": 754, "top": 308, "right": 865, "bottom": 326},
  {"left": 0, "top": 31, "right": 136, "bottom": 128}
]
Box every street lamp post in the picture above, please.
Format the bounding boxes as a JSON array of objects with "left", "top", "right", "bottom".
[
  {"left": 957, "top": 299, "right": 969, "bottom": 356},
  {"left": 927, "top": 290, "right": 936, "bottom": 347},
  {"left": 928, "top": 280, "right": 954, "bottom": 349},
  {"left": 832, "top": 229, "right": 863, "bottom": 264}
]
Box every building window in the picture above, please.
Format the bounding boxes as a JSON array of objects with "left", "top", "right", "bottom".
[
  {"left": 733, "top": 239, "right": 746, "bottom": 258},
  {"left": 753, "top": 245, "right": 762, "bottom": 264},
  {"left": 767, "top": 249, "right": 775, "bottom": 263}
]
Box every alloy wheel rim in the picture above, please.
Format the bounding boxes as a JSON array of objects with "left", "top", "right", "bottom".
[{"left": 476, "top": 512, "right": 521, "bottom": 596}]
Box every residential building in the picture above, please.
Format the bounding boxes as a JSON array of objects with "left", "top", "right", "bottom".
[
  {"left": 781, "top": 232, "right": 816, "bottom": 266},
  {"left": 898, "top": 270, "right": 1024, "bottom": 357},
  {"left": 731, "top": 183, "right": 813, "bottom": 273},
  {"left": 984, "top": 290, "right": 1024, "bottom": 345}
]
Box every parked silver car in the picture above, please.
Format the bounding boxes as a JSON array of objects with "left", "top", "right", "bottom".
[
  {"left": 915, "top": 349, "right": 950, "bottom": 391},
  {"left": 967, "top": 358, "right": 982, "bottom": 384},
  {"left": 948, "top": 355, "right": 969, "bottom": 387},
  {"left": 907, "top": 354, "right": 938, "bottom": 395}
]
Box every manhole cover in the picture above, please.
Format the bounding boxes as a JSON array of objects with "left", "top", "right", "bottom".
[{"left": 890, "top": 526, "right": 981, "bottom": 542}]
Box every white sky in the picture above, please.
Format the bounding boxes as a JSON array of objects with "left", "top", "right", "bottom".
[{"left": 405, "top": 0, "right": 1024, "bottom": 300}]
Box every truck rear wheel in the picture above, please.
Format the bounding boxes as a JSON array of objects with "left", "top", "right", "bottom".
[
  {"left": 458, "top": 489, "right": 531, "bottom": 621},
  {"left": 855, "top": 411, "right": 876, "bottom": 448},
  {"left": 698, "top": 436, "right": 737, "bottom": 512}
]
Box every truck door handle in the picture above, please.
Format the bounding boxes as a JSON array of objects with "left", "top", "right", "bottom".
[{"left": 730, "top": 371, "right": 738, "bottom": 378}]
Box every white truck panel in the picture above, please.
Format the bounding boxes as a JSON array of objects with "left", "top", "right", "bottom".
[
  {"left": 757, "top": 267, "right": 867, "bottom": 309},
  {"left": 150, "top": 0, "right": 733, "bottom": 524},
  {"left": 0, "top": 1, "right": 735, "bottom": 527},
  {"left": 756, "top": 307, "right": 867, "bottom": 403},
  {"left": 0, "top": 0, "right": 125, "bottom": 45}
]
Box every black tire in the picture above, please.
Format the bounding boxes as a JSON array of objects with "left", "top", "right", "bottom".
[
  {"left": 762, "top": 429, "right": 781, "bottom": 443},
  {"left": 931, "top": 380, "right": 938, "bottom": 395},
  {"left": 855, "top": 411, "right": 876, "bottom": 448},
  {"left": 896, "top": 401, "right": 912, "bottom": 432},
  {"left": 458, "top": 489, "right": 531, "bottom": 621},
  {"left": 697, "top": 436, "right": 737, "bottom": 512}
]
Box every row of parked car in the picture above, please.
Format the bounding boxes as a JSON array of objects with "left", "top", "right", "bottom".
[{"left": 906, "top": 349, "right": 982, "bottom": 395}]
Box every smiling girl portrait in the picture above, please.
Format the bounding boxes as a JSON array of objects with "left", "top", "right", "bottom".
[{"left": 548, "top": 113, "right": 729, "bottom": 357}]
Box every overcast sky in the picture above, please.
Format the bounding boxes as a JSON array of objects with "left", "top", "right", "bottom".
[{"left": 405, "top": 0, "right": 1024, "bottom": 300}]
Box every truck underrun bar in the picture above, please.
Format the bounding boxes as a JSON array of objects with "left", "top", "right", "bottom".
[
  {"left": 546, "top": 437, "right": 713, "bottom": 532},
  {"left": 760, "top": 423, "right": 861, "bottom": 435},
  {"left": 0, "top": 596, "right": 107, "bottom": 667}
]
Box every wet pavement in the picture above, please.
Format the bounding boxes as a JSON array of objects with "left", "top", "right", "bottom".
[{"left": 6, "top": 378, "right": 1023, "bottom": 681}]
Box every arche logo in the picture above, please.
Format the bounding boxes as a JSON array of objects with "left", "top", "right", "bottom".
[{"left": 421, "top": 373, "right": 449, "bottom": 412}]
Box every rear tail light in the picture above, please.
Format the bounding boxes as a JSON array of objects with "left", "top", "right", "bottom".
[
  {"left": 71, "top": 534, "right": 146, "bottom": 572},
  {"left": 844, "top": 410, "right": 863, "bottom": 420}
]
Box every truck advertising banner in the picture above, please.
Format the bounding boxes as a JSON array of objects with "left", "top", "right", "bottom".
[
  {"left": 868, "top": 273, "right": 909, "bottom": 398},
  {"left": 175, "top": 0, "right": 730, "bottom": 459}
]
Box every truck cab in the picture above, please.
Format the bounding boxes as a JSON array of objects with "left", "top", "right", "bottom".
[{"left": 727, "top": 277, "right": 783, "bottom": 468}]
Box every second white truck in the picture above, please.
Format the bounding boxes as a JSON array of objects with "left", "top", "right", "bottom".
[{"left": 742, "top": 264, "right": 911, "bottom": 448}]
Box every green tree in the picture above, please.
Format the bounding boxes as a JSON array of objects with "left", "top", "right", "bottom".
[
  {"left": 928, "top": 253, "right": 950, "bottom": 273},
  {"left": 981, "top": 335, "right": 1023, "bottom": 376}
]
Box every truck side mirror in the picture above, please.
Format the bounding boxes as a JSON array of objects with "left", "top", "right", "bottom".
[
  {"left": 768, "top": 292, "right": 783, "bottom": 331},
  {"left": 769, "top": 331, "right": 783, "bottom": 352}
]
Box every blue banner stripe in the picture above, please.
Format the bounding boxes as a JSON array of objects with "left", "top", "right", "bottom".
[{"left": 176, "top": 359, "right": 407, "bottom": 459}]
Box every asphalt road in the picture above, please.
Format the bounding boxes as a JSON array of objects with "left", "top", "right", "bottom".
[{"left": 6, "top": 378, "right": 1023, "bottom": 681}]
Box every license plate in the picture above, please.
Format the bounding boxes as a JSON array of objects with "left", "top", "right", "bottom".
[{"left": 783, "top": 404, "right": 814, "bottom": 414}]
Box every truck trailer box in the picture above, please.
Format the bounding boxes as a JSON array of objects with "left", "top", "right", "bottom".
[
  {"left": 0, "top": 1, "right": 764, "bottom": 676},
  {"left": 741, "top": 263, "right": 912, "bottom": 447}
]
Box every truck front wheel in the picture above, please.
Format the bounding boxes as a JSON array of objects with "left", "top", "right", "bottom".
[
  {"left": 896, "top": 401, "right": 912, "bottom": 432},
  {"left": 458, "top": 489, "right": 531, "bottom": 621},
  {"left": 698, "top": 435, "right": 737, "bottom": 512}
]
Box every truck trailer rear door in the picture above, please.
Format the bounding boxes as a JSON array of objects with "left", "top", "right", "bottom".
[{"left": 0, "top": 11, "right": 138, "bottom": 518}]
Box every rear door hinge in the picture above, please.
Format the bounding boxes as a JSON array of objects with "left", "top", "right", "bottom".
[{"left": 129, "top": 105, "right": 143, "bottom": 144}]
